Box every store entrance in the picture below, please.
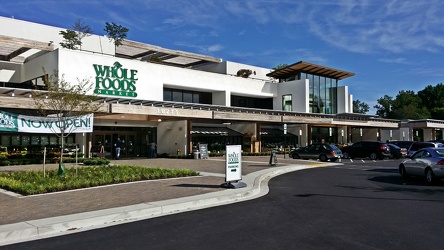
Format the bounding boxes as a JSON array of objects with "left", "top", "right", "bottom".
[{"left": 92, "top": 132, "right": 137, "bottom": 159}]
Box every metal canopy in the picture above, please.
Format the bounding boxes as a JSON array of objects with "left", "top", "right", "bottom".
[
  {"left": 116, "top": 40, "right": 222, "bottom": 68},
  {"left": 266, "top": 61, "right": 355, "bottom": 80}
]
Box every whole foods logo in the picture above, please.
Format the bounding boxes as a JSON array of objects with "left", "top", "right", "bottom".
[{"left": 93, "top": 62, "right": 138, "bottom": 97}]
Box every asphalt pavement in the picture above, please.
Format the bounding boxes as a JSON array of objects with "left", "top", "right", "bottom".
[{"left": 0, "top": 155, "right": 333, "bottom": 246}]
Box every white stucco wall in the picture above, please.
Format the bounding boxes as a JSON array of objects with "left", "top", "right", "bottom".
[
  {"left": 337, "top": 86, "right": 350, "bottom": 113},
  {"left": 157, "top": 120, "right": 188, "bottom": 154},
  {"left": 273, "top": 79, "right": 309, "bottom": 112},
  {"left": 195, "top": 61, "right": 272, "bottom": 81},
  {"left": 56, "top": 49, "right": 274, "bottom": 103},
  {"left": 0, "top": 16, "right": 114, "bottom": 55}
]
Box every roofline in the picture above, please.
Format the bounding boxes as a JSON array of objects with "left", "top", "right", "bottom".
[{"left": 266, "top": 61, "right": 355, "bottom": 80}]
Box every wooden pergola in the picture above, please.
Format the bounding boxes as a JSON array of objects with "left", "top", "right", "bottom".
[{"left": 0, "top": 35, "right": 54, "bottom": 62}]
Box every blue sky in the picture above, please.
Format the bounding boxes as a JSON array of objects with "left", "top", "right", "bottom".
[{"left": 2, "top": 0, "right": 444, "bottom": 114}]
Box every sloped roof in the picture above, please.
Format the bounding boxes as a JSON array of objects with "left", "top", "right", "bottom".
[
  {"left": 267, "top": 61, "right": 355, "bottom": 80},
  {"left": 116, "top": 40, "right": 222, "bottom": 68}
]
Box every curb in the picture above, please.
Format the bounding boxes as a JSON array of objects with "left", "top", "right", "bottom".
[{"left": 0, "top": 163, "right": 330, "bottom": 245}]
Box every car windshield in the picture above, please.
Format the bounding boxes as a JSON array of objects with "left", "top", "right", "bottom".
[
  {"left": 329, "top": 144, "right": 340, "bottom": 150},
  {"left": 434, "top": 149, "right": 444, "bottom": 157}
]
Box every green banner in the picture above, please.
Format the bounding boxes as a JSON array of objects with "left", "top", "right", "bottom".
[{"left": 0, "top": 110, "right": 93, "bottom": 134}]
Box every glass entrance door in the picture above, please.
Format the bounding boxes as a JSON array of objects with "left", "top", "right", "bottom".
[{"left": 92, "top": 132, "right": 137, "bottom": 159}]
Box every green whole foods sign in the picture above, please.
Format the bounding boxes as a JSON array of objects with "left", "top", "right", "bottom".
[{"left": 93, "top": 61, "right": 138, "bottom": 97}]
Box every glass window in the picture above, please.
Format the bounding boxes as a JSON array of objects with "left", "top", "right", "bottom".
[
  {"left": 31, "top": 136, "right": 40, "bottom": 145},
  {"left": 172, "top": 91, "right": 182, "bottom": 102},
  {"left": 21, "top": 135, "right": 30, "bottom": 146},
  {"left": 11, "top": 135, "right": 20, "bottom": 146},
  {"left": 183, "top": 92, "right": 193, "bottom": 103},
  {"left": 1, "top": 135, "right": 10, "bottom": 146},
  {"left": 49, "top": 135, "right": 58, "bottom": 145},
  {"left": 41, "top": 136, "right": 49, "bottom": 146},
  {"left": 163, "top": 89, "right": 172, "bottom": 101},
  {"left": 282, "top": 94, "right": 292, "bottom": 111},
  {"left": 193, "top": 93, "right": 200, "bottom": 103}
]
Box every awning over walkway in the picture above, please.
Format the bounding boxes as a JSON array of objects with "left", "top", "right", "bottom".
[{"left": 192, "top": 127, "right": 243, "bottom": 136}]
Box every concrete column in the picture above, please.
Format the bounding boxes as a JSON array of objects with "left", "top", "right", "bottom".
[{"left": 423, "top": 128, "right": 434, "bottom": 141}]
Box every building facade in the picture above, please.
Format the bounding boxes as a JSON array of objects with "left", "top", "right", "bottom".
[{"left": 3, "top": 17, "right": 434, "bottom": 158}]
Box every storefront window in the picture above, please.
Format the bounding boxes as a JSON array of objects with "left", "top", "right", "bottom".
[
  {"left": 282, "top": 94, "right": 292, "bottom": 111},
  {"left": 21, "top": 135, "right": 30, "bottom": 146},
  {"left": 1, "top": 135, "right": 10, "bottom": 146}
]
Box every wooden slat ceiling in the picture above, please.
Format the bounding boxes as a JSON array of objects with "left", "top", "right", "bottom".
[
  {"left": 0, "top": 35, "right": 54, "bottom": 62},
  {"left": 266, "top": 61, "right": 355, "bottom": 80},
  {"left": 116, "top": 40, "right": 222, "bottom": 68}
]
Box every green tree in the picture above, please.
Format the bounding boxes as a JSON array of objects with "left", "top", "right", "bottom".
[
  {"left": 417, "top": 83, "right": 444, "bottom": 119},
  {"left": 373, "top": 95, "right": 393, "bottom": 118},
  {"left": 353, "top": 99, "right": 369, "bottom": 114},
  {"left": 59, "top": 18, "right": 93, "bottom": 50},
  {"left": 391, "top": 90, "right": 430, "bottom": 119},
  {"left": 272, "top": 64, "right": 289, "bottom": 71},
  {"left": 72, "top": 18, "right": 93, "bottom": 50},
  {"left": 59, "top": 30, "right": 81, "bottom": 49},
  {"left": 104, "top": 22, "right": 129, "bottom": 46},
  {"left": 33, "top": 70, "right": 104, "bottom": 166}
]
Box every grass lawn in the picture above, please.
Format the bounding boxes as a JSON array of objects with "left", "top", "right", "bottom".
[{"left": 0, "top": 165, "right": 199, "bottom": 196}]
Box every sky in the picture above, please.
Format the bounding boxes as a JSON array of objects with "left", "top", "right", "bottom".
[{"left": 1, "top": 0, "right": 444, "bottom": 114}]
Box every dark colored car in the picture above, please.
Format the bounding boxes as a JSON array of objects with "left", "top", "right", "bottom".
[
  {"left": 289, "top": 143, "right": 342, "bottom": 162},
  {"left": 387, "top": 143, "right": 403, "bottom": 159},
  {"left": 390, "top": 141, "right": 414, "bottom": 157},
  {"left": 399, "top": 147, "right": 444, "bottom": 184},
  {"left": 407, "top": 142, "right": 444, "bottom": 157},
  {"left": 341, "top": 140, "right": 391, "bottom": 160}
]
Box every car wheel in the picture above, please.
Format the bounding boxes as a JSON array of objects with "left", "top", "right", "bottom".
[
  {"left": 369, "top": 153, "right": 378, "bottom": 160},
  {"left": 319, "top": 154, "right": 328, "bottom": 162},
  {"left": 399, "top": 165, "right": 409, "bottom": 178},
  {"left": 425, "top": 168, "right": 435, "bottom": 184},
  {"left": 342, "top": 152, "right": 349, "bottom": 159},
  {"left": 292, "top": 153, "right": 300, "bottom": 159}
]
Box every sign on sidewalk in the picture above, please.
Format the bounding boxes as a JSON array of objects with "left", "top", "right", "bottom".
[{"left": 222, "top": 145, "right": 246, "bottom": 189}]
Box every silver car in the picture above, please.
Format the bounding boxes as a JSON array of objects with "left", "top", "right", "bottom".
[{"left": 399, "top": 147, "right": 444, "bottom": 184}]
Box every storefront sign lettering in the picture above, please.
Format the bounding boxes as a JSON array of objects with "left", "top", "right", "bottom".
[
  {"left": 93, "top": 61, "right": 138, "bottom": 97},
  {"left": 156, "top": 108, "right": 179, "bottom": 116}
]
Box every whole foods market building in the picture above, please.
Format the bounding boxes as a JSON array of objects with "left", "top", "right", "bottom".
[{"left": 0, "top": 17, "right": 402, "bottom": 158}]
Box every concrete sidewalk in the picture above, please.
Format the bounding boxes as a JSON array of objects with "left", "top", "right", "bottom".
[{"left": 0, "top": 156, "right": 333, "bottom": 246}]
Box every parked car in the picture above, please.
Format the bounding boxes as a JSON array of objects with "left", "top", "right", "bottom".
[
  {"left": 390, "top": 141, "right": 413, "bottom": 157},
  {"left": 399, "top": 147, "right": 444, "bottom": 184},
  {"left": 407, "top": 142, "right": 444, "bottom": 157},
  {"left": 387, "top": 143, "right": 403, "bottom": 159},
  {"left": 289, "top": 143, "right": 342, "bottom": 162},
  {"left": 341, "top": 140, "right": 391, "bottom": 160}
]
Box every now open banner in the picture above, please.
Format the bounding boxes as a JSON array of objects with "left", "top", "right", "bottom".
[{"left": 0, "top": 110, "right": 93, "bottom": 134}]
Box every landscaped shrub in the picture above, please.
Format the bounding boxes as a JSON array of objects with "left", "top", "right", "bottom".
[
  {"left": 83, "top": 158, "right": 110, "bottom": 166},
  {"left": 1, "top": 161, "right": 10, "bottom": 166},
  {"left": 0, "top": 165, "right": 199, "bottom": 195}
]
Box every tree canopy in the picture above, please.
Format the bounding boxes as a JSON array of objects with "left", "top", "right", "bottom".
[
  {"left": 59, "top": 18, "right": 92, "bottom": 50},
  {"left": 60, "top": 19, "right": 128, "bottom": 49},
  {"left": 104, "top": 22, "right": 129, "bottom": 46},
  {"left": 373, "top": 83, "right": 444, "bottom": 120},
  {"left": 33, "top": 70, "right": 104, "bottom": 163},
  {"left": 353, "top": 99, "right": 369, "bottom": 114}
]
